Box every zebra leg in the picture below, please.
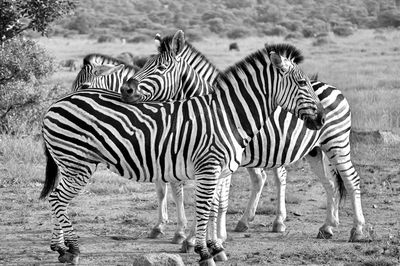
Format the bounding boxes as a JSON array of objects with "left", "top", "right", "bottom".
[
  {"left": 234, "top": 168, "right": 267, "bottom": 232},
  {"left": 149, "top": 180, "right": 169, "bottom": 239},
  {"left": 194, "top": 174, "right": 219, "bottom": 266},
  {"left": 50, "top": 213, "right": 67, "bottom": 257},
  {"left": 306, "top": 148, "right": 339, "bottom": 239},
  {"left": 170, "top": 181, "right": 187, "bottom": 244},
  {"left": 49, "top": 173, "right": 90, "bottom": 265},
  {"left": 180, "top": 219, "right": 196, "bottom": 253},
  {"left": 216, "top": 176, "right": 231, "bottom": 242},
  {"left": 272, "top": 167, "right": 287, "bottom": 232},
  {"left": 322, "top": 146, "right": 366, "bottom": 242},
  {"left": 206, "top": 177, "right": 229, "bottom": 261}
]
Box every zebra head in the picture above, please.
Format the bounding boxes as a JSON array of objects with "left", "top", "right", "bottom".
[
  {"left": 71, "top": 54, "right": 137, "bottom": 92},
  {"left": 266, "top": 44, "right": 325, "bottom": 130},
  {"left": 120, "top": 30, "right": 217, "bottom": 103}
]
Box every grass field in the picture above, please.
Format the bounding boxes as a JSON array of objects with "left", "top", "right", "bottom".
[{"left": 1, "top": 29, "right": 400, "bottom": 265}]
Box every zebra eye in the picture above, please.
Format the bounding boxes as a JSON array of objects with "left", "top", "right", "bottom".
[{"left": 298, "top": 79, "right": 308, "bottom": 87}]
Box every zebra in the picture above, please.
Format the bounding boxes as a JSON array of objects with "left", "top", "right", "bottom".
[
  {"left": 120, "top": 31, "right": 366, "bottom": 250},
  {"left": 71, "top": 53, "right": 139, "bottom": 91},
  {"left": 68, "top": 32, "right": 220, "bottom": 244},
  {"left": 40, "top": 39, "right": 322, "bottom": 265}
]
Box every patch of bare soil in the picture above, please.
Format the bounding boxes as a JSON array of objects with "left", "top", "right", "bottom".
[{"left": 1, "top": 143, "right": 399, "bottom": 265}]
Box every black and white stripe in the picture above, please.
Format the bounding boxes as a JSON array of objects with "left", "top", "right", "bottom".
[
  {"left": 40, "top": 42, "right": 321, "bottom": 264},
  {"left": 122, "top": 32, "right": 365, "bottom": 248}
]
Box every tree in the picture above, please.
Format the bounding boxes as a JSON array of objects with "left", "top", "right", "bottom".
[{"left": 0, "top": 0, "right": 76, "bottom": 45}]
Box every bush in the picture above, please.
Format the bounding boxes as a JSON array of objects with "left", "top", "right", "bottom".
[
  {"left": 0, "top": 38, "right": 57, "bottom": 135},
  {"left": 0, "top": 38, "right": 55, "bottom": 84},
  {"left": 127, "top": 35, "right": 151, "bottom": 43},
  {"left": 263, "top": 25, "right": 287, "bottom": 36},
  {"left": 332, "top": 26, "right": 354, "bottom": 37},
  {"left": 227, "top": 27, "right": 251, "bottom": 39},
  {"left": 312, "top": 37, "right": 331, "bottom": 46},
  {"left": 302, "top": 26, "right": 318, "bottom": 38},
  {"left": 284, "top": 32, "right": 303, "bottom": 40},
  {"left": 97, "top": 35, "right": 115, "bottom": 43}
]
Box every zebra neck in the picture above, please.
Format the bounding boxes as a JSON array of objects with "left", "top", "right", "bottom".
[
  {"left": 178, "top": 65, "right": 215, "bottom": 99},
  {"left": 213, "top": 84, "right": 273, "bottom": 148}
]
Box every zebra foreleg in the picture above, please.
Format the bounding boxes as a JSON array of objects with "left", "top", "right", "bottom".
[
  {"left": 234, "top": 168, "right": 267, "bottom": 232},
  {"left": 194, "top": 173, "right": 220, "bottom": 266},
  {"left": 271, "top": 167, "right": 287, "bottom": 232},
  {"left": 149, "top": 180, "right": 169, "bottom": 239},
  {"left": 306, "top": 148, "right": 339, "bottom": 239},
  {"left": 170, "top": 181, "right": 187, "bottom": 244}
]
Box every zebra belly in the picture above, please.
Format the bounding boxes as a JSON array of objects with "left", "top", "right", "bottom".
[{"left": 241, "top": 107, "right": 320, "bottom": 168}]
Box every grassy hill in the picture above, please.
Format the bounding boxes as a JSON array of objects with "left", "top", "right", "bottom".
[{"left": 48, "top": 0, "right": 400, "bottom": 41}]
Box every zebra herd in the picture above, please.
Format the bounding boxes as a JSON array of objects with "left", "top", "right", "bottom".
[{"left": 40, "top": 30, "right": 365, "bottom": 265}]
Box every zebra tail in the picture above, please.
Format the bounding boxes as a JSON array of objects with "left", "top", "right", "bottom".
[
  {"left": 334, "top": 169, "right": 347, "bottom": 204},
  {"left": 39, "top": 145, "right": 58, "bottom": 200}
]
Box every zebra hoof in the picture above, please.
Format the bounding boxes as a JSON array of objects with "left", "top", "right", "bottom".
[
  {"left": 180, "top": 239, "right": 195, "bottom": 253},
  {"left": 58, "top": 251, "right": 79, "bottom": 265},
  {"left": 272, "top": 221, "right": 286, "bottom": 232},
  {"left": 148, "top": 228, "right": 164, "bottom": 239},
  {"left": 233, "top": 221, "right": 249, "bottom": 232},
  {"left": 171, "top": 233, "right": 186, "bottom": 244},
  {"left": 199, "top": 257, "right": 216, "bottom": 266},
  {"left": 317, "top": 229, "right": 333, "bottom": 239},
  {"left": 349, "top": 228, "right": 369, "bottom": 242},
  {"left": 213, "top": 250, "right": 228, "bottom": 261}
]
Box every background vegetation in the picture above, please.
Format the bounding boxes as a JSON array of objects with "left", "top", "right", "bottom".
[{"left": 48, "top": 0, "right": 400, "bottom": 41}]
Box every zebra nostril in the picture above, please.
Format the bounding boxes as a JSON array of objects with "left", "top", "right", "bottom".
[{"left": 127, "top": 88, "right": 133, "bottom": 94}]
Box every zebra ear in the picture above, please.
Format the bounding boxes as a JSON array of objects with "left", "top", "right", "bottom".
[
  {"left": 171, "top": 30, "right": 185, "bottom": 57},
  {"left": 270, "top": 52, "right": 289, "bottom": 72},
  {"left": 154, "top": 33, "right": 161, "bottom": 49},
  {"left": 93, "top": 64, "right": 124, "bottom": 77}
]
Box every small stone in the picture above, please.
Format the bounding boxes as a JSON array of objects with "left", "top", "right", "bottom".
[
  {"left": 372, "top": 204, "right": 378, "bottom": 208},
  {"left": 244, "top": 233, "right": 251, "bottom": 238},
  {"left": 132, "top": 253, "right": 185, "bottom": 266}
]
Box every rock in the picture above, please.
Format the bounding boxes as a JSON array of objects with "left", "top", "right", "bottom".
[{"left": 132, "top": 253, "right": 185, "bottom": 266}]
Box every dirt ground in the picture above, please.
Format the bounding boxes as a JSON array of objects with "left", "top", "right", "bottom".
[{"left": 1, "top": 141, "right": 399, "bottom": 266}]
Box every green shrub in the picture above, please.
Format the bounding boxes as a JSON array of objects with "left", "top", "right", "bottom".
[
  {"left": 333, "top": 26, "right": 354, "bottom": 37},
  {"left": 0, "top": 38, "right": 57, "bottom": 135},
  {"left": 0, "top": 38, "right": 55, "bottom": 84},
  {"left": 97, "top": 35, "right": 115, "bottom": 43},
  {"left": 127, "top": 35, "right": 151, "bottom": 43},
  {"left": 263, "top": 25, "right": 287, "bottom": 36},
  {"left": 302, "top": 26, "right": 318, "bottom": 38},
  {"left": 227, "top": 27, "right": 251, "bottom": 39}
]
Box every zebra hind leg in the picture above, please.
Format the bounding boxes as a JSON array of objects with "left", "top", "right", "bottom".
[
  {"left": 170, "top": 181, "right": 187, "bottom": 244},
  {"left": 48, "top": 171, "right": 92, "bottom": 264},
  {"left": 149, "top": 180, "right": 169, "bottom": 239},
  {"left": 50, "top": 212, "right": 68, "bottom": 258}
]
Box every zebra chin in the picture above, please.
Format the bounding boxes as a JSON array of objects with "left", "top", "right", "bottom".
[{"left": 302, "top": 105, "right": 326, "bottom": 130}]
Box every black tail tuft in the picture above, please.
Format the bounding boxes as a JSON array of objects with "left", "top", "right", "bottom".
[
  {"left": 334, "top": 169, "right": 347, "bottom": 205},
  {"left": 39, "top": 145, "right": 58, "bottom": 200}
]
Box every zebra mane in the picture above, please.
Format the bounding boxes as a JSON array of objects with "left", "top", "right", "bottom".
[
  {"left": 219, "top": 48, "right": 267, "bottom": 85},
  {"left": 264, "top": 43, "right": 304, "bottom": 64},
  {"left": 83, "top": 53, "right": 131, "bottom": 67},
  {"left": 218, "top": 44, "right": 304, "bottom": 88},
  {"left": 158, "top": 34, "right": 218, "bottom": 71}
]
